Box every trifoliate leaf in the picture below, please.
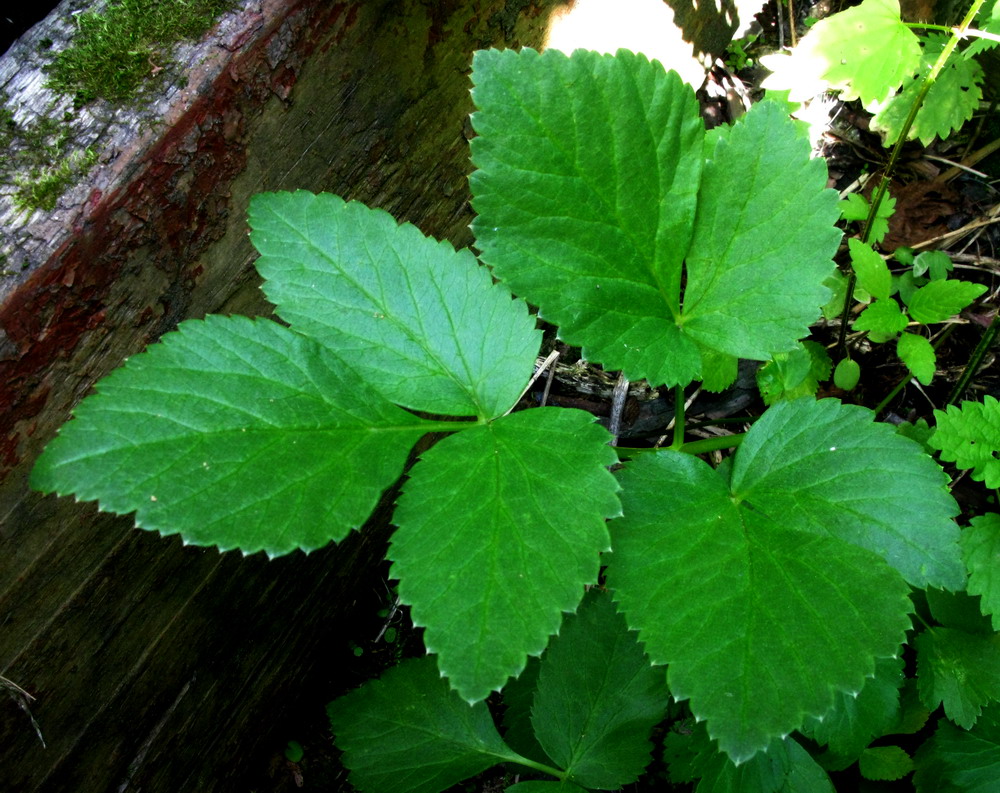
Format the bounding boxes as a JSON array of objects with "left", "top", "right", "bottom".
[
  {"left": 849, "top": 239, "right": 892, "bottom": 301},
  {"left": 898, "top": 332, "right": 936, "bottom": 385},
  {"left": 531, "top": 589, "right": 667, "bottom": 789},
  {"left": 470, "top": 48, "right": 705, "bottom": 387},
  {"left": 964, "top": 514, "right": 1000, "bottom": 632},
  {"left": 913, "top": 703, "right": 1000, "bottom": 793},
  {"left": 30, "top": 316, "right": 430, "bottom": 556},
  {"left": 800, "top": 656, "right": 904, "bottom": 762},
  {"left": 859, "top": 745, "right": 913, "bottom": 781},
  {"left": 608, "top": 434, "right": 913, "bottom": 759},
  {"left": 871, "top": 34, "right": 984, "bottom": 146},
  {"left": 905, "top": 279, "right": 986, "bottom": 324},
  {"left": 391, "top": 408, "right": 620, "bottom": 702},
  {"left": 760, "top": 0, "right": 921, "bottom": 104},
  {"left": 732, "top": 399, "right": 963, "bottom": 589},
  {"left": 913, "top": 250, "right": 953, "bottom": 280},
  {"left": 917, "top": 628, "right": 1000, "bottom": 728},
  {"left": 249, "top": 191, "right": 539, "bottom": 419},
  {"left": 470, "top": 48, "right": 840, "bottom": 388},
  {"left": 931, "top": 396, "right": 1000, "bottom": 488},
  {"left": 852, "top": 299, "right": 908, "bottom": 341},
  {"left": 833, "top": 358, "right": 861, "bottom": 391},
  {"left": 327, "top": 657, "right": 517, "bottom": 793}
]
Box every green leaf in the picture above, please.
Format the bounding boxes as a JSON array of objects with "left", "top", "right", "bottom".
[
  {"left": 800, "top": 656, "right": 904, "bottom": 762},
  {"left": 926, "top": 587, "right": 995, "bottom": 635},
  {"left": 531, "top": 589, "right": 666, "bottom": 789},
  {"left": 840, "top": 193, "right": 895, "bottom": 246},
  {"left": 470, "top": 47, "right": 705, "bottom": 387},
  {"left": 687, "top": 731, "right": 836, "bottom": 792},
  {"left": 756, "top": 341, "right": 832, "bottom": 405},
  {"left": 897, "top": 417, "right": 935, "bottom": 454},
  {"left": 390, "top": 408, "right": 620, "bottom": 702},
  {"left": 859, "top": 745, "right": 913, "bottom": 781},
  {"left": 327, "top": 657, "right": 516, "bottom": 793},
  {"left": 249, "top": 191, "right": 540, "bottom": 419},
  {"left": 871, "top": 34, "right": 984, "bottom": 147},
  {"left": 849, "top": 239, "right": 891, "bottom": 301},
  {"left": 898, "top": 332, "right": 936, "bottom": 385},
  {"left": 931, "top": 396, "right": 1000, "bottom": 488},
  {"left": 917, "top": 628, "right": 1000, "bottom": 728},
  {"left": 964, "top": 514, "right": 1000, "bottom": 632},
  {"left": 501, "top": 658, "right": 550, "bottom": 766},
  {"left": 852, "top": 299, "right": 908, "bottom": 342},
  {"left": 905, "top": 279, "right": 987, "bottom": 324},
  {"left": 608, "top": 448, "right": 912, "bottom": 760},
  {"left": 913, "top": 250, "right": 953, "bottom": 280},
  {"left": 30, "top": 315, "right": 429, "bottom": 556},
  {"left": 731, "top": 399, "right": 963, "bottom": 589},
  {"left": 833, "top": 358, "right": 861, "bottom": 391},
  {"left": 470, "top": 49, "right": 840, "bottom": 387},
  {"left": 506, "top": 783, "right": 588, "bottom": 792},
  {"left": 913, "top": 703, "right": 1000, "bottom": 793},
  {"left": 760, "top": 0, "right": 921, "bottom": 104}
]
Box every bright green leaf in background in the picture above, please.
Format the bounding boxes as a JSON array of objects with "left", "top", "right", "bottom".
[
  {"left": 871, "top": 35, "right": 984, "bottom": 146},
  {"left": 913, "top": 703, "right": 1000, "bottom": 793},
  {"left": 963, "top": 514, "right": 1000, "bottom": 632},
  {"left": 249, "top": 191, "right": 540, "bottom": 419},
  {"left": 471, "top": 48, "right": 840, "bottom": 388},
  {"left": 905, "top": 277, "right": 987, "bottom": 324},
  {"left": 849, "top": 238, "right": 891, "bottom": 301},
  {"left": 931, "top": 396, "right": 1000, "bottom": 488},
  {"left": 328, "top": 657, "right": 516, "bottom": 793},
  {"left": 608, "top": 399, "right": 928, "bottom": 762},
  {"left": 391, "top": 408, "right": 620, "bottom": 702},
  {"left": 852, "top": 299, "right": 909, "bottom": 342},
  {"left": 760, "top": 0, "right": 921, "bottom": 104},
  {"left": 30, "top": 316, "right": 430, "bottom": 556},
  {"left": 898, "top": 332, "right": 936, "bottom": 385},
  {"left": 917, "top": 627, "right": 1000, "bottom": 729},
  {"left": 531, "top": 590, "right": 667, "bottom": 789},
  {"left": 756, "top": 340, "right": 832, "bottom": 404}
]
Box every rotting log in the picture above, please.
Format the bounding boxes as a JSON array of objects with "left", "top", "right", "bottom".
[{"left": 0, "top": 1, "right": 565, "bottom": 789}]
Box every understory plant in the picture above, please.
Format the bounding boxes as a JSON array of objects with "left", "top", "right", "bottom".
[{"left": 30, "top": 41, "right": 1000, "bottom": 793}]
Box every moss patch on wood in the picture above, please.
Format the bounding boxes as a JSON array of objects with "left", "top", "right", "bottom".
[{"left": 45, "top": 0, "right": 236, "bottom": 106}]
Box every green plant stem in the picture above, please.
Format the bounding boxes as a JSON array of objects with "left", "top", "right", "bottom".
[
  {"left": 495, "top": 751, "right": 566, "bottom": 781},
  {"left": 680, "top": 433, "right": 745, "bottom": 455},
  {"left": 671, "top": 386, "right": 686, "bottom": 450},
  {"left": 946, "top": 311, "right": 1000, "bottom": 405},
  {"left": 836, "top": 0, "right": 987, "bottom": 355}
]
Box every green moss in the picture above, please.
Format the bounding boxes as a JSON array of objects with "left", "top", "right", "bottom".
[
  {"left": 13, "top": 148, "right": 100, "bottom": 213},
  {"left": 45, "top": 0, "right": 236, "bottom": 106}
]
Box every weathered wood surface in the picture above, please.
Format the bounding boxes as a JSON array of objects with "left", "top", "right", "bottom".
[{"left": 0, "top": 1, "right": 563, "bottom": 789}]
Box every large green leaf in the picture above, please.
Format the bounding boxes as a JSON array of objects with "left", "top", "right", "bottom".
[
  {"left": 607, "top": 398, "right": 959, "bottom": 760},
  {"left": 31, "top": 315, "right": 430, "bottom": 556},
  {"left": 471, "top": 49, "right": 839, "bottom": 387},
  {"left": 470, "top": 47, "right": 704, "bottom": 386},
  {"left": 328, "top": 657, "right": 518, "bottom": 793},
  {"left": 390, "top": 408, "right": 620, "bottom": 702},
  {"left": 913, "top": 703, "right": 1000, "bottom": 793},
  {"left": 731, "top": 398, "right": 964, "bottom": 589},
  {"left": 249, "top": 191, "right": 540, "bottom": 419},
  {"left": 916, "top": 628, "right": 1000, "bottom": 729},
  {"left": 531, "top": 589, "right": 667, "bottom": 789},
  {"left": 963, "top": 514, "right": 1000, "bottom": 631}
]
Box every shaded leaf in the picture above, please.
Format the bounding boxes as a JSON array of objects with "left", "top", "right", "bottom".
[
  {"left": 913, "top": 702, "right": 1000, "bottom": 793},
  {"left": 391, "top": 408, "right": 620, "bottom": 702},
  {"left": 532, "top": 589, "right": 667, "bottom": 789},
  {"left": 31, "top": 315, "right": 429, "bottom": 556},
  {"left": 917, "top": 628, "right": 1000, "bottom": 728},
  {"left": 859, "top": 745, "right": 913, "bottom": 781},
  {"left": 963, "top": 514, "right": 1000, "bottom": 632},
  {"left": 501, "top": 657, "right": 551, "bottom": 766},
  {"left": 327, "top": 657, "right": 516, "bottom": 793},
  {"left": 249, "top": 191, "right": 539, "bottom": 419}
]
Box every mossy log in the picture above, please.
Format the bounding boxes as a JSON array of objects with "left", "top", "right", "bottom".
[{"left": 0, "top": 1, "right": 562, "bottom": 789}]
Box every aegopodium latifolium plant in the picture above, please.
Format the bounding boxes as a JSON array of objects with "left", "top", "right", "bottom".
[{"left": 31, "top": 47, "right": 982, "bottom": 790}]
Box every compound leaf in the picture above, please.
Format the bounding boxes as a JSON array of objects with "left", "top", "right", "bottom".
[
  {"left": 913, "top": 703, "right": 1000, "bottom": 793},
  {"left": 470, "top": 47, "right": 704, "bottom": 387},
  {"left": 328, "top": 657, "right": 517, "bottom": 793},
  {"left": 608, "top": 425, "right": 913, "bottom": 761},
  {"left": 931, "top": 396, "right": 1000, "bottom": 488},
  {"left": 532, "top": 589, "right": 667, "bottom": 789},
  {"left": 963, "top": 514, "right": 1000, "bottom": 631},
  {"left": 917, "top": 628, "right": 1000, "bottom": 728},
  {"left": 31, "top": 315, "right": 429, "bottom": 556},
  {"left": 905, "top": 279, "right": 986, "bottom": 324},
  {"left": 760, "top": 0, "right": 921, "bottom": 104},
  {"left": 249, "top": 191, "right": 540, "bottom": 419},
  {"left": 391, "top": 408, "right": 620, "bottom": 702},
  {"left": 731, "top": 398, "right": 964, "bottom": 589}
]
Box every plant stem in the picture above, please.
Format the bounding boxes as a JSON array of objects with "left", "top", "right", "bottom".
[
  {"left": 947, "top": 310, "right": 1000, "bottom": 405},
  {"left": 872, "top": 323, "right": 957, "bottom": 415},
  {"left": 671, "top": 386, "right": 686, "bottom": 449},
  {"left": 679, "top": 433, "right": 746, "bottom": 455},
  {"left": 836, "top": 0, "right": 987, "bottom": 355}
]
